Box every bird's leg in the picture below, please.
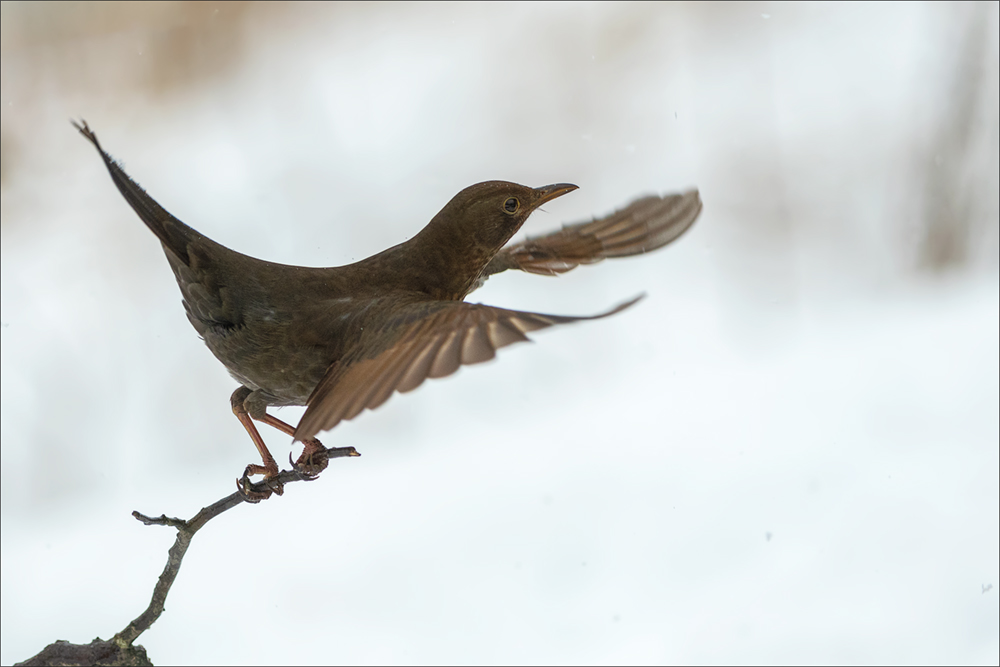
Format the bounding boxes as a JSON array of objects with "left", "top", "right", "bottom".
[
  {"left": 255, "top": 413, "right": 329, "bottom": 478},
  {"left": 231, "top": 387, "right": 283, "bottom": 502}
]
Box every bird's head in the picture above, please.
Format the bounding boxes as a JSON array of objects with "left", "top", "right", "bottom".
[
  {"left": 401, "top": 180, "right": 578, "bottom": 300},
  {"left": 429, "top": 180, "right": 578, "bottom": 252}
]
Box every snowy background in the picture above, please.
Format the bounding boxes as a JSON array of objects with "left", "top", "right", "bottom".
[{"left": 2, "top": 2, "right": 998, "bottom": 664}]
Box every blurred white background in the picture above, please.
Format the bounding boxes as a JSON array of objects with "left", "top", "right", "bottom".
[{"left": 2, "top": 2, "right": 997, "bottom": 664}]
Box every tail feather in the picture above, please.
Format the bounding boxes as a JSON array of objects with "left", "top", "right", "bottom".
[{"left": 72, "top": 120, "right": 202, "bottom": 267}]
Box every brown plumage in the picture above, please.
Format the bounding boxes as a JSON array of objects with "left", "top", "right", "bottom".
[{"left": 73, "top": 120, "right": 702, "bottom": 500}]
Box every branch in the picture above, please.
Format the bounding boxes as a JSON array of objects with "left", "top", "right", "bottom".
[{"left": 17, "top": 445, "right": 360, "bottom": 666}]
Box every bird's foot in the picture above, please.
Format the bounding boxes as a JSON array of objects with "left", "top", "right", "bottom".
[
  {"left": 291, "top": 438, "right": 329, "bottom": 480},
  {"left": 236, "top": 463, "right": 284, "bottom": 503}
]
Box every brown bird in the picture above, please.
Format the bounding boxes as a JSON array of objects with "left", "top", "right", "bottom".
[{"left": 73, "top": 121, "right": 702, "bottom": 500}]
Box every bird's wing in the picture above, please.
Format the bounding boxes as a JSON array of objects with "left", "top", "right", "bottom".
[
  {"left": 481, "top": 190, "right": 702, "bottom": 279},
  {"left": 294, "top": 296, "right": 642, "bottom": 440}
]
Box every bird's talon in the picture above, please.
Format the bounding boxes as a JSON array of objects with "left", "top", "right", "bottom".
[
  {"left": 287, "top": 451, "right": 318, "bottom": 480},
  {"left": 292, "top": 459, "right": 320, "bottom": 482},
  {"left": 293, "top": 442, "right": 330, "bottom": 477},
  {"left": 266, "top": 476, "right": 285, "bottom": 496},
  {"left": 236, "top": 476, "right": 267, "bottom": 503},
  {"left": 236, "top": 465, "right": 279, "bottom": 502}
]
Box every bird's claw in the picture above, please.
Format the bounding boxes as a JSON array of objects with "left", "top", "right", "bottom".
[
  {"left": 236, "top": 475, "right": 268, "bottom": 503},
  {"left": 292, "top": 439, "right": 330, "bottom": 479},
  {"left": 236, "top": 465, "right": 284, "bottom": 503},
  {"left": 288, "top": 452, "right": 321, "bottom": 482},
  {"left": 288, "top": 451, "right": 320, "bottom": 481}
]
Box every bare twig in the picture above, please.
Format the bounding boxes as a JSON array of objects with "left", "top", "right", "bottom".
[
  {"left": 17, "top": 445, "right": 360, "bottom": 666},
  {"left": 115, "top": 445, "right": 360, "bottom": 647}
]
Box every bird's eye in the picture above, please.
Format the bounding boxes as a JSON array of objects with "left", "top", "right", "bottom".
[{"left": 503, "top": 197, "right": 519, "bottom": 214}]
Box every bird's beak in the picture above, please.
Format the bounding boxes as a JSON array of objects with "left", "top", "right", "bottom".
[{"left": 534, "top": 183, "right": 578, "bottom": 206}]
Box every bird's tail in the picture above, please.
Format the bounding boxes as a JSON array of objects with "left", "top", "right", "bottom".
[{"left": 72, "top": 119, "right": 205, "bottom": 267}]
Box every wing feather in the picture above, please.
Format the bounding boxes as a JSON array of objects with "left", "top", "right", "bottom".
[
  {"left": 461, "top": 321, "right": 496, "bottom": 364},
  {"left": 487, "top": 319, "right": 530, "bottom": 348},
  {"left": 482, "top": 190, "right": 702, "bottom": 278},
  {"left": 293, "top": 296, "right": 642, "bottom": 440},
  {"left": 396, "top": 334, "right": 449, "bottom": 393},
  {"left": 429, "top": 329, "right": 464, "bottom": 378}
]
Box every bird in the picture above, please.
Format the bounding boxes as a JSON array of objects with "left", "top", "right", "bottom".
[{"left": 73, "top": 120, "right": 702, "bottom": 500}]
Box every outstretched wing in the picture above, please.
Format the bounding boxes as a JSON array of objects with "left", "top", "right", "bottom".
[
  {"left": 482, "top": 190, "right": 701, "bottom": 278},
  {"left": 294, "top": 296, "right": 642, "bottom": 440}
]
